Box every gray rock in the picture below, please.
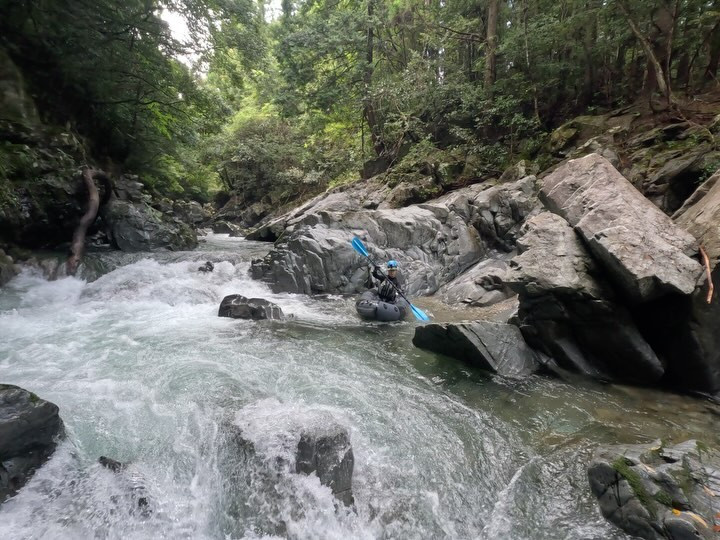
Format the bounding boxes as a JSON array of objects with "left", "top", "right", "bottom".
[
  {"left": 296, "top": 425, "right": 354, "bottom": 506},
  {"left": 498, "top": 160, "right": 539, "bottom": 184},
  {"left": 505, "top": 212, "right": 664, "bottom": 384},
  {"left": 102, "top": 198, "right": 198, "bottom": 252},
  {"left": 250, "top": 177, "right": 539, "bottom": 298},
  {"left": 412, "top": 321, "right": 541, "bottom": 378},
  {"left": 644, "top": 172, "right": 720, "bottom": 396},
  {"left": 223, "top": 417, "right": 355, "bottom": 508},
  {"left": 0, "top": 384, "right": 64, "bottom": 504},
  {"left": 541, "top": 154, "right": 702, "bottom": 302},
  {"left": 587, "top": 440, "right": 720, "bottom": 540},
  {"left": 0, "top": 249, "right": 18, "bottom": 286},
  {"left": 211, "top": 220, "right": 243, "bottom": 235},
  {"left": 172, "top": 200, "right": 209, "bottom": 226},
  {"left": 218, "top": 294, "right": 284, "bottom": 320}
]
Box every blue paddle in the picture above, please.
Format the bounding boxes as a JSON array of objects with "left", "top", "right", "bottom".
[{"left": 351, "top": 237, "right": 431, "bottom": 322}]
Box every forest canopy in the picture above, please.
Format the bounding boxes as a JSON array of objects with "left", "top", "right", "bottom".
[{"left": 1, "top": 0, "right": 718, "bottom": 204}]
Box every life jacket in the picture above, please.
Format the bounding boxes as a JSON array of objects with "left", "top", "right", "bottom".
[{"left": 378, "top": 280, "right": 397, "bottom": 303}]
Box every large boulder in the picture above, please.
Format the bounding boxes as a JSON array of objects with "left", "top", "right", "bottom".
[
  {"left": 541, "top": 154, "right": 702, "bottom": 302},
  {"left": 1, "top": 384, "right": 64, "bottom": 504},
  {"left": 250, "top": 177, "right": 539, "bottom": 297},
  {"left": 218, "top": 294, "right": 284, "bottom": 320},
  {"left": 505, "top": 212, "right": 664, "bottom": 384},
  {"left": 102, "top": 198, "right": 198, "bottom": 252},
  {"left": 412, "top": 321, "right": 541, "bottom": 378},
  {"left": 587, "top": 440, "right": 720, "bottom": 540}
]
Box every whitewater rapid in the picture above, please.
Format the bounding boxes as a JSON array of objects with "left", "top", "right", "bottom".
[{"left": 1, "top": 234, "right": 717, "bottom": 539}]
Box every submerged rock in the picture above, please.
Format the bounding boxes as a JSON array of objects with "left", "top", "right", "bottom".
[
  {"left": 220, "top": 405, "right": 355, "bottom": 534},
  {"left": 98, "top": 456, "right": 152, "bottom": 516},
  {"left": 412, "top": 321, "right": 541, "bottom": 378},
  {"left": 587, "top": 440, "right": 720, "bottom": 540},
  {"left": 295, "top": 425, "right": 355, "bottom": 506},
  {"left": 0, "top": 384, "right": 64, "bottom": 504},
  {"left": 218, "top": 294, "right": 284, "bottom": 320}
]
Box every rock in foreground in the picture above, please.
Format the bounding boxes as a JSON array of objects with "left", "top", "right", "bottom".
[
  {"left": 413, "top": 321, "right": 541, "bottom": 378},
  {"left": 588, "top": 440, "right": 720, "bottom": 540},
  {"left": 0, "top": 384, "right": 64, "bottom": 504}
]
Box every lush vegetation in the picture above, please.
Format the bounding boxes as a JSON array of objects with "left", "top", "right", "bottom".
[{"left": 2, "top": 0, "right": 719, "bottom": 207}]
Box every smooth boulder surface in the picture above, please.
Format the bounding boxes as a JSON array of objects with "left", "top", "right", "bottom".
[
  {"left": 250, "top": 176, "right": 539, "bottom": 297},
  {"left": 541, "top": 153, "right": 702, "bottom": 302},
  {"left": 436, "top": 256, "right": 512, "bottom": 308},
  {"left": 218, "top": 294, "right": 284, "bottom": 320},
  {"left": 588, "top": 440, "right": 720, "bottom": 540},
  {"left": 412, "top": 321, "right": 541, "bottom": 378},
  {"left": 0, "top": 384, "right": 64, "bottom": 504},
  {"left": 505, "top": 212, "right": 664, "bottom": 384}
]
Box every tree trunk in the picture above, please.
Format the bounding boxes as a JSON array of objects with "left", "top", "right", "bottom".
[
  {"left": 706, "top": 21, "right": 720, "bottom": 82},
  {"left": 484, "top": 0, "right": 499, "bottom": 97},
  {"left": 67, "top": 168, "right": 105, "bottom": 276},
  {"left": 364, "top": 0, "right": 385, "bottom": 156},
  {"left": 581, "top": 2, "right": 598, "bottom": 107},
  {"left": 618, "top": 0, "right": 675, "bottom": 107}
]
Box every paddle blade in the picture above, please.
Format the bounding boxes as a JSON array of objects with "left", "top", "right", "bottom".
[
  {"left": 410, "top": 303, "right": 431, "bottom": 322},
  {"left": 351, "top": 236, "right": 369, "bottom": 257}
]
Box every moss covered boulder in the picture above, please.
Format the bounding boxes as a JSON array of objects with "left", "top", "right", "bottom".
[{"left": 588, "top": 440, "right": 720, "bottom": 539}]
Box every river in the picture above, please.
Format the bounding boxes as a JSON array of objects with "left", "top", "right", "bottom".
[{"left": 1, "top": 234, "right": 718, "bottom": 539}]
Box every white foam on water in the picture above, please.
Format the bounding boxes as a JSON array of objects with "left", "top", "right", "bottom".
[{"left": 0, "top": 239, "right": 708, "bottom": 539}]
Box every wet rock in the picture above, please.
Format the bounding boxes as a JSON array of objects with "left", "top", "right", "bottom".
[
  {"left": 505, "top": 212, "right": 664, "bottom": 384},
  {"left": 437, "top": 256, "right": 513, "bottom": 308},
  {"left": 587, "top": 440, "right": 720, "bottom": 540},
  {"left": 172, "top": 200, "right": 209, "bottom": 226},
  {"left": 0, "top": 384, "right": 64, "bottom": 504},
  {"left": 198, "top": 261, "right": 214, "bottom": 273},
  {"left": 211, "top": 220, "right": 243, "bottom": 236},
  {"left": 98, "top": 456, "right": 152, "bottom": 516},
  {"left": 102, "top": 198, "right": 198, "bottom": 252},
  {"left": 295, "top": 425, "right": 354, "bottom": 506},
  {"left": 218, "top": 294, "right": 284, "bottom": 320},
  {"left": 222, "top": 414, "right": 355, "bottom": 509},
  {"left": 412, "top": 321, "right": 541, "bottom": 378},
  {"left": 541, "top": 153, "right": 702, "bottom": 302}
]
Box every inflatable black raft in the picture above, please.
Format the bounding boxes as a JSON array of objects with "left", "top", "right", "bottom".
[{"left": 355, "top": 290, "right": 409, "bottom": 321}]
